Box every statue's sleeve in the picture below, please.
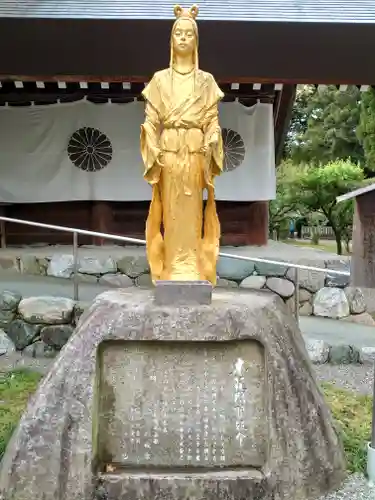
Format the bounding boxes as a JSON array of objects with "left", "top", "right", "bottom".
[
  {"left": 203, "top": 75, "right": 224, "bottom": 178},
  {"left": 140, "top": 77, "right": 162, "bottom": 184}
]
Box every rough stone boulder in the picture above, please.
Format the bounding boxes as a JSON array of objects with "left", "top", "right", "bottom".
[
  {"left": 286, "top": 259, "right": 325, "bottom": 293},
  {"left": 116, "top": 255, "right": 149, "bottom": 278},
  {"left": 0, "top": 290, "right": 22, "bottom": 332},
  {"left": 47, "top": 255, "right": 118, "bottom": 278},
  {"left": 313, "top": 287, "right": 350, "bottom": 319},
  {"left": 0, "top": 290, "right": 22, "bottom": 311},
  {"left": 0, "top": 329, "right": 15, "bottom": 355},
  {"left": 23, "top": 340, "right": 57, "bottom": 359},
  {"left": 78, "top": 256, "right": 117, "bottom": 275},
  {"left": 18, "top": 296, "right": 75, "bottom": 324},
  {"left": 266, "top": 277, "right": 295, "bottom": 298},
  {"left": 305, "top": 338, "right": 330, "bottom": 364},
  {"left": 300, "top": 302, "right": 313, "bottom": 316},
  {"left": 239, "top": 275, "right": 266, "bottom": 289},
  {"left": 7, "top": 320, "right": 41, "bottom": 349},
  {"left": 254, "top": 260, "right": 288, "bottom": 277},
  {"left": 47, "top": 254, "right": 74, "bottom": 278},
  {"left": 98, "top": 273, "right": 134, "bottom": 288},
  {"left": 0, "top": 289, "right": 345, "bottom": 500},
  {"left": 344, "top": 287, "right": 366, "bottom": 315},
  {"left": 216, "top": 255, "right": 255, "bottom": 281},
  {"left": 325, "top": 259, "right": 350, "bottom": 288},
  {"left": 19, "top": 255, "right": 44, "bottom": 276},
  {"left": 0, "top": 310, "right": 16, "bottom": 332},
  {"left": 40, "top": 324, "right": 74, "bottom": 349}
]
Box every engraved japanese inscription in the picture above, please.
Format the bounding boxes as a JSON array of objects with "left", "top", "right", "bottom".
[{"left": 97, "top": 340, "right": 267, "bottom": 468}]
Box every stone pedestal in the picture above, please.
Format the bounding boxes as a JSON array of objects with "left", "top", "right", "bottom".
[{"left": 0, "top": 288, "right": 346, "bottom": 500}]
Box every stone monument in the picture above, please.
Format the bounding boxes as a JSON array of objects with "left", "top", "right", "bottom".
[
  {"left": 0, "top": 5, "right": 346, "bottom": 500},
  {"left": 0, "top": 288, "right": 346, "bottom": 500}
]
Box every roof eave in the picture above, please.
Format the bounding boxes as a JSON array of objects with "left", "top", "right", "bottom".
[{"left": 337, "top": 183, "right": 375, "bottom": 203}]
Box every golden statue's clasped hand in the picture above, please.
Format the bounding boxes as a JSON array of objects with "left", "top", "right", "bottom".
[
  {"left": 156, "top": 152, "right": 165, "bottom": 167},
  {"left": 199, "top": 144, "right": 211, "bottom": 155}
]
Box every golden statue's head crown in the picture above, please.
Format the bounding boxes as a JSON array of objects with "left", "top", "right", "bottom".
[{"left": 173, "top": 4, "right": 199, "bottom": 20}]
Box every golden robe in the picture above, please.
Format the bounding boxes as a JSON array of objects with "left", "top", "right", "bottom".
[{"left": 141, "top": 68, "right": 224, "bottom": 284}]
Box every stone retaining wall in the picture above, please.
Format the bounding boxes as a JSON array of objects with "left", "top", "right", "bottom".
[
  {"left": 0, "top": 287, "right": 373, "bottom": 365},
  {"left": 2, "top": 251, "right": 371, "bottom": 325},
  {"left": 0, "top": 291, "right": 88, "bottom": 358},
  {"left": 0, "top": 253, "right": 375, "bottom": 325}
]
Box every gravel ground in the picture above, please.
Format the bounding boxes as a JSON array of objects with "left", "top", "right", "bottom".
[
  {"left": 0, "top": 352, "right": 54, "bottom": 375},
  {"left": 318, "top": 474, "right": 375, "bottom": 500},
  {"left": 314, "top": 364, "right": 374, "bottom": 396}
]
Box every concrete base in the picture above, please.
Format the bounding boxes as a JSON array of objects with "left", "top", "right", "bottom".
[
  {"left": 96, "top": 469, "right": 265, "bottom": 500},
  {"left": 367, "top": 442, "right": 375, "bottom": 484}
]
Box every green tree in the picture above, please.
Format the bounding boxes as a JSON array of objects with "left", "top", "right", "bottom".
[
  {"left": 287, "top": 160, "right": 364, "bottom": 254},
  {"left": 358, "top": 87, "right": 375, "bottom": 174},
  {"left": 283, "top": 85, "right": 315, "bottom": 159},
  {"left": 286, "top": 85, "right": 364, "bottom": 166},
  {"left": 269, "top": 161, "right": 301, "bottom": 239}
]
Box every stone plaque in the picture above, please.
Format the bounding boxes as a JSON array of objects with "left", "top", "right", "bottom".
[
  {"left": 97, "top": 340, "right": 267, "bottom": 468},
  {"left": 154, "top": 280, "right": 212, "bottom": 306}
]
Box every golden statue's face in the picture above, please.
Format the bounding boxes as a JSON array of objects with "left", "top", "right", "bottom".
[{"left": 172, "top": 18, "right": 196, "bottom": 57}]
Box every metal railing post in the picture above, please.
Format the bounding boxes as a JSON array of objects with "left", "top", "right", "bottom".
[
  {"left": 294, "top": 267, "right": 300, "bottom": 323},
  {"left": 73, "top": 231, "right": 79, "bottom": 301}
]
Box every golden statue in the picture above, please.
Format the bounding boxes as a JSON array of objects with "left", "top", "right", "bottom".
[{"left": 140, "top": 4, "right": 224, "bottom": 284}]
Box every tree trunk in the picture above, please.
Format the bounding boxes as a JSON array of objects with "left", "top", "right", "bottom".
[
  {"left": 333, "top": 229, "right": 342, "bottom": 255},
  {"left": 344, "top": 237, "right": 350, "bottom": 254}
]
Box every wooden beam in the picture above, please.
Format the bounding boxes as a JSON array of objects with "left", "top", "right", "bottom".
[
  {"left": 274, "top": 85, "right": 296, "bottom": 165},
  {"left": 0, "top": 90, "right": 276, "bottom": 105},
  {"left": 0, "top": 75, "right": 373, "bottom": 86},
  {"left": 351, "top": 193, "right": 375, "bottom": 288}
]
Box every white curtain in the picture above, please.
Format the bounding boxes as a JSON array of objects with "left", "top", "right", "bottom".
[{"left": 0, "top": 100, "right": 275, "bottom": 203}]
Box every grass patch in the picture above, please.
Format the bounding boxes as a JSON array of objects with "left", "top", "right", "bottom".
[
  {"left": 0, "top": 369, "right": 43, "bottom": 459},
  {"left": 0, "top": 372, "right": 372, "bottom": 474},
  {"left": 322, "top": 382, "right": 372, "bottom": 473}
]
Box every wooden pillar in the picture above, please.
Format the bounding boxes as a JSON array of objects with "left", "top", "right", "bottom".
[
  {"left": 0, "top": 205, "right": 6, "bottom": 248},
  {"left": 218, "top": 201, "right": 269, "bottom": 246},
  {"left": 351, "top": 192, "right": 375, "bottom": 287},
  {"left": 246, "top": 201, "right": 269, "bottom": 246},
  {"left": 91, "top": 201, "right": 113, "bottom": 245}
]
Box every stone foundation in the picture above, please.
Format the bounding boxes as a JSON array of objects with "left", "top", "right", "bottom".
[
  {"left": 0, "top": 288, "right": 346, "bottom": 500},
  {"left": 0, "top": 291, "right": 87, "bottom": 358},
  {"left": 1, "top": 246, "right": 364, "bottom": 324}
]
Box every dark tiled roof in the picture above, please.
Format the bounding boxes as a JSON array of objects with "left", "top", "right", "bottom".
[{"left": 1, "top": 0, "right": 375, "bottom": 22}]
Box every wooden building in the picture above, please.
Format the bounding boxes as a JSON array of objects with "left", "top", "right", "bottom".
[
  {"left": 0, "top": 1, "right": 375, "bottom": 246},
  {"left": 337, "top": 183, "right": 375, "bottom": 288}
]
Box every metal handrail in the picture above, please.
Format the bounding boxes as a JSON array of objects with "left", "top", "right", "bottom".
[
  {"left": 0, "top": 216, "right": 350, "bottom": 275},
  {"left": 0, "top": 215, "right": 351, "bottom": 322}
]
